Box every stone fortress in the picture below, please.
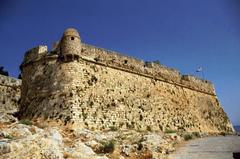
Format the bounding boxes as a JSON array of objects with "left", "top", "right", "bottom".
[{"left": 1, "top": 28, "right": 234, "bottom": 133}]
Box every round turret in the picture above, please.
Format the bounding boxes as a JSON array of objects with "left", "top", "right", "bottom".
[{"left": 60, "top": 28, "right": 81, "bottom": 61}]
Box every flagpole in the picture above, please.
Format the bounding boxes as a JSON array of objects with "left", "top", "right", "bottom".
[
  {"left": 196, "top": 67, "right": 205, "bottom": 80},
  {"left": 202, "top": 69, "right": 205, "bottom": 80}
]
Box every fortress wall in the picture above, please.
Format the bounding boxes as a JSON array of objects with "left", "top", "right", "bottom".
[
  {"left": 81, "top": 44, "right": 215, "bottom": 95},
  {"left": 82, "top": 44, "right": 182, "bottom": 82},
  {"left": 20, "top": 55, "right": 233, "bottom": 133},
  {"left": 71, "top": 60, "right": 232, "bottom": 132},
  {"left": 20, "top": 57, "right": 84, "bottom": 123},
  {"left": 0, "top": 75, "right": 21, "bottom": 113},
  {"left": 22, "top": 44, "right": 215, "bottom": 95},
  {"left": 181, "top": 75, "right": 215, "bottom": 95}
]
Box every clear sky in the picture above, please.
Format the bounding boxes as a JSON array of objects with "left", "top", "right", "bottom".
[{"left": 0, "top": 0, "right": 239, "bottom": 125}]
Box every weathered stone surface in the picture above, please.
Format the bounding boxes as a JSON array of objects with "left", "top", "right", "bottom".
[
  {"left": 73, "top": 141, "right": 96, "bottom": 156},
  {"left": 0, "top": 75, "right": 21, "bottom": 115},
  {"left": 0, "top": 142, "right": 11, "bottom": 155},
  {"left": 0, "top": 28, "right": 235, "bottom": 159},
  {"left": 17, "top": 28, "right": 233, "bottom": 134},
  {"left": 0, "top": 122, "right": 110, "bottom": 159},
  {"left": 0, "top": 112, "right": 17, "bottom": 123},
  {"left": 121, "top": 144, "right": 132, "bottom": 156}
]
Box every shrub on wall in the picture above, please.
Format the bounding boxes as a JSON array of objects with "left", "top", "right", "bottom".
[
  {"left": 164, "top": 129, "right": 177, "bottom": 133},
  {"left": 19, "top": 119, "right": 33, "bottom": 125},
  {"left": 183, "top": 134, "right": 193, "bottom": 141}
]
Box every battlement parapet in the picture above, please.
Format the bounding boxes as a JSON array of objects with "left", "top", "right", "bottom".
[
  {"left": 181, "top": 75, "right": 215, "bottom": 95},
  {"left": 23, "top": 46, "right": 48, "bottom": 64},
  {"left": 81, "top": 44, "right": 215, "bottom": 95},
  {"left": 82, "top": 44, "right": 182, "bottom": 81},
  {"left": 21, "top": 43, "right": 216, "bottom": 95}
]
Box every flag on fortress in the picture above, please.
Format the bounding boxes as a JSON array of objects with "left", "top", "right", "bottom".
[{"left": 196, "top": 67, "right": 203, "bottom": 72}]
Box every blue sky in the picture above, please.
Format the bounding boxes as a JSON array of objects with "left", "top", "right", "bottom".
[{"left": 0, "top": 0, "right": 239, "bottom": 125}]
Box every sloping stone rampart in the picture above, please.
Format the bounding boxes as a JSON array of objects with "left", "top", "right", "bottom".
[
  {"left": 18, "top": 28, "right": 233, "bottom": 133},
  {"left": 19, "top": 44, "right": 233, "bottom": 133}
]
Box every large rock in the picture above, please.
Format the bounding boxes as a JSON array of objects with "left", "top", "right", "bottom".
[
  {"left": 0, "top": 142, "right": 11, "bottom": 155},
  {"left": 74, "top": 141, "right": 95, "bottom": 156},
  {"left": 0, "top": 113, "right": 17, "bottom": 124}
]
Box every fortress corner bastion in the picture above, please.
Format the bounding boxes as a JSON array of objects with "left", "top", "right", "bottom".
[{"left": 17, "top": 28, "right": 234, "bottom": 133}]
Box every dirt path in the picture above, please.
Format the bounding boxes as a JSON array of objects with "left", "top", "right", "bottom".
[{"left": 168, "top": 136, "right": 240, "bottom": 159}]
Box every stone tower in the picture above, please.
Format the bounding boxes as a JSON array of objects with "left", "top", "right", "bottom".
[
  {"left": 59, "top": 28, "right": 82, "bottom": 61},
  {"left": 19, "top": 28, "right": 84, "bottom": 126}
]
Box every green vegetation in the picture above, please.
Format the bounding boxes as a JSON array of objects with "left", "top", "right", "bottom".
[
  {"left": 146, "top": 125, "right": 152, "bottom": 131},
  {"left": 109, "top": 126, "right": 118, "bottom": 131},
  {"left": 19, "top": 119, "right": 33, "bottom": 125},
  {"left": 100, "top": 139, "right": 115, "bottom": 153},
  {"left": 82, "top": 112, "right": 88, "bottom": 121},
  {"left": 5, "top": 134, "right": 13, "bottom": 139},
  {"left": 164, "top": 129, "right": 177, "bottom": 133},
  {"left": 219, "top": 132, "right": 226, "bottom": 136},
  {"left": 153, "top": 60, "right": 161, "bottom": 65},
  {"left": 192, "top": 132, "right": 201, "bottom": 138},
  {"left": 183, "top": 134, "right": 193, "bottom": 141},
  {"left": 126, "top": 123, "right": 134, "bottom": 129},
  {"left": 136, "top": 138, "right": 145, "bottom": 151}
]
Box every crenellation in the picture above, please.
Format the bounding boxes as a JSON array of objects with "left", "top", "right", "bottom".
[
  {"left": 81, "top": 43, "right": 212, "bottom": 94},
  {"left": 181, "top": 75, "right": 216, "bottom": 95},
  {"left": 20, "top": 43, "right": 214, "bottom": 95},
  {"left": 23, "top": 45, "right": 48, "bottom": 64}
]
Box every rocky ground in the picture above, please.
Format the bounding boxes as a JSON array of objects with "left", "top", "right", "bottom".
[
  {"left": 0, "top": 112, "right": 231, "bottom": 159},
  {"left": 0, "top": 112, "right": 186, "bottom": 159}
]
